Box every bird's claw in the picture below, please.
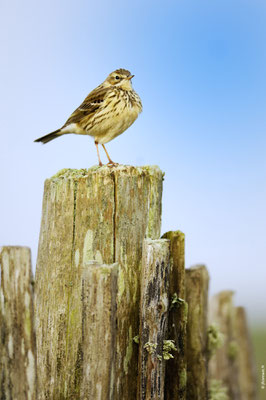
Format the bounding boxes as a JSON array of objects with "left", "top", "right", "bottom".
[{"left": 107, "top": 161, "right": 119, "bottom": 167}]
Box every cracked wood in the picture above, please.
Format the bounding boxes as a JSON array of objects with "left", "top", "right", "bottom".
[
  {"left": 34, "top": 165, "right": 163, "bottom": 399},
  {"left": 138, "top": 238, "right": 171, "bottom": 400}
]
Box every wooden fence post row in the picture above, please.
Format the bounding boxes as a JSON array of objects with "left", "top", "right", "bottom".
[
  {"left": 0, "top": 166, "right": 257, "bottom": 399},
  {"left": 209, "top": 291, "right": 257, "bottom": 400}
]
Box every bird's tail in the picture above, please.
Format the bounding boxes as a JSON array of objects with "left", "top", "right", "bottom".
[{"left": 34, "top": 129, "right": 62, "bottom": 144}]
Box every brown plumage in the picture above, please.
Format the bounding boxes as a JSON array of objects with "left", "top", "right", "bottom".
[{"left": 34, "top": 69, "right": 142, "bottom": 166}]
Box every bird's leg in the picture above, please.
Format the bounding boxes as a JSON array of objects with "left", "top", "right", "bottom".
[
  {"left": 102, "top": 144, "right": 118, "bottom": 166},
  {"left": 95, "top": 141, "right": 103, "bottom": 166}
]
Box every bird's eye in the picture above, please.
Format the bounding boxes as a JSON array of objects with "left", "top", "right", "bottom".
[{"left": 115, "top": 76, "right": 120, "bottom": 80}]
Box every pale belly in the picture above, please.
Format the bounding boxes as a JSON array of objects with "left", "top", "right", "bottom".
[{"left": 90, "top": 107, "right": 139, "bottom": 144}]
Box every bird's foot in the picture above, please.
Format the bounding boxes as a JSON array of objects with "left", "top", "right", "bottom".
[
  {"left": 107, "top": 161, "right": 119, "bottom": 167},
  {"left": 98, "top": 161, "right": 103, "bottom": 167}
]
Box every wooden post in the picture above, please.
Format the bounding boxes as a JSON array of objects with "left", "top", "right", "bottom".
[
  {"left": 209, "top": 292, "right": 257, "bottom": 400},
  {"left": 138, "top": 238, "right": 171, "bottom": 400},
  {"left": 162, "top": 231, "right": 187, "bottom": 400},
  {"left": 185, "top": 265, "right": 209, "bottom": 399},
  {"left": 208, "top": 291, "right": 240, "bottom": 399},
  {"left": 35, "top": 165, "right": 163, "bottom": 399},
  {"left": 80, "top": 261, "right": 118, "bottom": 399},
  {"left": 235, "top": 307, "right": 257, "bottom": 400},
  {"left": 0, "top": 246, "right": 37, "bottom": 400}
]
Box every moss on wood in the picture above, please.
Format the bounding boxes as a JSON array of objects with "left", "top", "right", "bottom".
[{"left": 35, "top": 165, "right": 163, "bottom": 399}]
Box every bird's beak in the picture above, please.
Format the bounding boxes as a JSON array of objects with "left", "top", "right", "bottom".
[{"left": 126, "top": 75, "right": 134, "bottom": 80}]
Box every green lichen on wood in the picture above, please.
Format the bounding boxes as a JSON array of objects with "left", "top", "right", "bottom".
[
  {"left": 179, "top": 368, "right": 187, "bottom": 390},
  {"left": 209, "top": 380, "right": 229, "bottom": 400},
  {"left": 170, "top": 293, "right": 187, "bottom": 312},
  {"left": 138, "top": 239, "right": 170, "bottom": 398},
  {"left": 133, "top": 335, "right": 139, "bottom": 344},
  {"left": 123, "top": 326, "right": 133, "bottom": 374},
  {"left": 227, "top": 340, "right": 239, "bottom": 361},
  {"left": 163, "top": 230, "right": 186, "bottom": 400},
  {"left": 207, "top": 323, "right": 224, "bottom": 359},
  {"left": 144, "top": 342, "right": 157, "bottom": 355},
  {"left": 182, "top": 300, "right": 188, "bottom": 325},
  {"left": 36, "top": 165, "right": 164, "bottom": 399},
  {"left": 51, "top": 168, "right": 89, "bottom": 181},
  {"left": 163, "top": 340, "right": 177, "bottom": 360}
]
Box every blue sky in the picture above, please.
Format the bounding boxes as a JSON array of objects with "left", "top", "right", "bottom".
[{"left": 1, "top": 0, "right": 266, "bottom": 324}]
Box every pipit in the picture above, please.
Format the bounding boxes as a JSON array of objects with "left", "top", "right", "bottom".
[{"left": 34, "top": 68, "right": 142, "bottom": 166}]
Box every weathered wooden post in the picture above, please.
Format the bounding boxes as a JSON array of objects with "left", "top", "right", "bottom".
[
  {"left": 185, "top": 265, "right": 209, "bottom": 400},
  {"left": 0, "top": 246, "right": 37, "bottom": 400},
  {"left": 208, "top": 291, "right": 241, "bottom": 399},
  {"left": 235, "top": 307, "right": 257, "bottom": 399},
  {"left": 80, "top": 261, "right": 119, "bottom": 399},
  {"left": 209, "top": 292, "right": 258, "bottom": 400},
  {"left": 236, "top": 307, "right": 257, "bottom": 399},
  {"left": 138, "top": 238, "right": 170, "bottom": 400},
  {"left": 1, "top": 166, "right": 259, "bottom": 400},
  {"left": 162, "top": 231, "right": 187, "bottom": 400},
  {"left": 35, "top": 165, "right": 163, "bottom": 399}
]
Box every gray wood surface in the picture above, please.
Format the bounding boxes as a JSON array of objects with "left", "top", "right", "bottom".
[
  {"left": 185, "top": 265, "right": 209, "bottom": 400},
  {"left": 35, "top": 165, "right": 163, "bottom": 399},
  {"left": 162, "top": 231, "right": 187, "bottom": 400},
  {"left": 138, "top": 238, "right": 171, "bottom": 400},
  {"left": 209, "top": 292, "right": 257, "bottom": 400},
  {"left": 0, "top": 246, "right": 36, "bottom": 400}
]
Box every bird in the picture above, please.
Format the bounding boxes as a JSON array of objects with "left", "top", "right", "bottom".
[{"left": 34, "top": 68, "right": 142, "bottom": 166}]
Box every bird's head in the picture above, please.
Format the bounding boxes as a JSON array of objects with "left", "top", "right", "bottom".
[{"left": 104, "top": 69, "right": 134, "bottom": 90}]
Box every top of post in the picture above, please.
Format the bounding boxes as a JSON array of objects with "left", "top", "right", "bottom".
[{"left": 49, "top": 165, "right": 164, "bottom": 182}]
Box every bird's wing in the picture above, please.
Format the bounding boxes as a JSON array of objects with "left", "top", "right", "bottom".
[{"left": 63, "top": 86, "right": 110, "bottom": 127}]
